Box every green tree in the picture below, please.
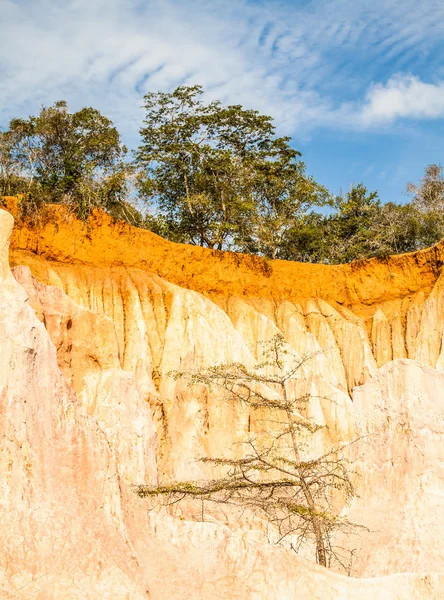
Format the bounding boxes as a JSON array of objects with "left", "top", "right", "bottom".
[
  {"left": 280, "top": 183, "right": 432, "bottom": 264},
  {"left": 362, "top": 201, "right": 426, "bottom": 257},
  {"left": 136, "top": 85, "right": 329, "bottom": 251},
  {"left": 281, "top": 184, "right": 381, "bottom": 263},
  {"left": 279, "top": 211, "right": 333, "bottom": 263},
  {"left": 328, "top": 184, "right": 381, "bottom": 262},
  {"left": 242, "top": 138, "right": 331, "bottom": 259},
  {"left": 136, "top": 335, "right": 359, "bottom": 571},
  {"left": 8, "top": 101, "right": 129, "bottom": 217}
]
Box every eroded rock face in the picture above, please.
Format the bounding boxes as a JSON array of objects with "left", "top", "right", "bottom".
[
  {"left": 122, "top": 494, "right": 444, "bottom": 600},
  {"left": 343, "top": 359, "right": 444, "bottom": 577},
  {"left": 0, "top": 209, "right": 151, "bottom": 598},
  {"left": 2, "top": 202, "right": 444, "bottom": 598},
  {"left": 12, "top": 265, "right": 157, "bottom": 486},
  {"left": 12, "top": 262, "right": 355, "bottom": 481}
]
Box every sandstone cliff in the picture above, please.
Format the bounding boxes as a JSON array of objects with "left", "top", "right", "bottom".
[{"left": 1, "top": 198, "right": 444, "bottom": 598}]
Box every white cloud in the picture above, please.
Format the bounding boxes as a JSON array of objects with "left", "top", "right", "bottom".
[
  {"left": 359, "top": 75, "right": 444, "bottom": 125},
  {"left": 1, "top": 0, "right": 444, "bottom": 141},
  {"left": 0, "top": 0, "right": 324, "bottom": 138}
]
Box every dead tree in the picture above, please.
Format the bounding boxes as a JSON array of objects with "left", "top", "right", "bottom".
[{"left": 136, "top": 334, "right": 360, "bottom": 570}]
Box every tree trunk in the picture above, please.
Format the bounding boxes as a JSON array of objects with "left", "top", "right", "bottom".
[
  {"left": 183, "top": 172, "right": 193, "bottom": 215},
  {"left": 298, "top": 471, "right": 327, "bottom": 567},
  {"left": 284, "top": 396, "right": 327, "bottom": 567}
]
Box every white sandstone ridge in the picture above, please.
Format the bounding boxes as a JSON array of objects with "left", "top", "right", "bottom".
[
  {"left": 13, "top": 263, "right": 357, "bottom": 481},
  {"left": 343, "top": 359, "right": 444, "bottom": 577},
  {"left": 0, "top": 209, "right": 151, "bottom": 598},
  {"left": 1, "top": 207, "right": 444, "bottom": 598}
]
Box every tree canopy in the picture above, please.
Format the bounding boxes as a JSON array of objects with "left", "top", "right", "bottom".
[
  {"left": 0, "top": 89, "right": 442, "bottom": 263},
  {"left": 2, "top": 101, "right": 129, "bottom": 219},
  {"left": 136, "top": 85, "right": 330, "bottom": 253},
  {"left": 281, "top": 176, "right": 444, "bottom": 264}
]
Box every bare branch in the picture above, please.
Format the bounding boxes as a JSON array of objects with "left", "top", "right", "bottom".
[{"left": 138, "top": 335, "right": 362, "bottom": 570}]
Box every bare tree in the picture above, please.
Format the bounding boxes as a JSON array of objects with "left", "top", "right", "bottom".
[
  {"left": 0, "top": 130, "right": 24, "bottom": 197},
  {"left": 136, "top": 334, "right": 360, "bottom": 571},
  {"left": 406, "top": 164, "right": 444, "bottom": 213}
]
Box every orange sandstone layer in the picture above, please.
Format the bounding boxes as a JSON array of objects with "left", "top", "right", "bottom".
[
  {"left": 4, "top": 197, "right": 443, "bottom": 319},
  {"left": 6, "top": 197, "right": 444, "bottom": 387}
]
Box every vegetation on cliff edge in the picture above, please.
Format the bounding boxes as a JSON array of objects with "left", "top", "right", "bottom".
[{"left": 1, "top": 90, "right": 443, "bottom": 262}]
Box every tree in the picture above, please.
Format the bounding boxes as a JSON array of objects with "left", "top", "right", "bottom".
[
  {"left": 242, "top": 138, "right": 331, "bottom": 259},
  {"left": 325, "top": 184, "right": 382, "bottom": 263},
  {"left": 361, "top": 201, "right": 427, "bottom": 257},
  {"left": 280, "top": 183, "right": 426, "bottom": 264},
  {"left": 280, "top": 184, "right": 382, "bottom": 263},
  {"left": 7, "top": 101, "right": 129, "bottom": 217},
  {"left": 136, "top": 334, "right": 358, "bottom": 570},
  {"left": 405, "top": 164, "right": 444, "bottom": 247},
  {"left": 136, "top": 85, "right": 329, "bottom": 252},
  {"left": 278, "top": 211, "right": 334, "bottom": 263},
  {"left": 0, "top": 129, "right": 26, "bottom": 197},
  {"left": 406, "top": 164, "right": 444, "bottom": 213}
]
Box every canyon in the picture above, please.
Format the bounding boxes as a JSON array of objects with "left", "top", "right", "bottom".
[{"left": 1, "top": 197, "right": 444, "bottom": 598}]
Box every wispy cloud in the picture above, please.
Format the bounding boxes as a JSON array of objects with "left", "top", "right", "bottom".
[{"left": 1, "top": 0, "right": 444, "bottom": 141}]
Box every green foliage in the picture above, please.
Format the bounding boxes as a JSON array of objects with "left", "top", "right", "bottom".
[
  {"left": 325, "top": 184, "right": 383, "bottom": 263},
  {"left": 136, "top": 85, "right": 329, "bottom": 252},
  {"left": 240, "top": 137, "right": 331, "bottom": 258},
  {"left": 136, "top": 86, "right": 443, "bottom": 263},
  {"left": 5, "top": 101, "right": 131, "bottom": 219},
  {"left": 280, "top": 184, "right": 381, "bottom": 263},
  {"left": 1, "top": 90, "right": 443, "bottom": 263},
  {"left": 282, "top": 176, "right": 444, "bottom": 264},
  {"left": 405, "top": 164, "right": 444, "bottom": 245}
]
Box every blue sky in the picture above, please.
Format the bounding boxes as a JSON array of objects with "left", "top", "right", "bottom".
[{"left": 2, "top": 0, "right": 444, "bottom": 202}]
